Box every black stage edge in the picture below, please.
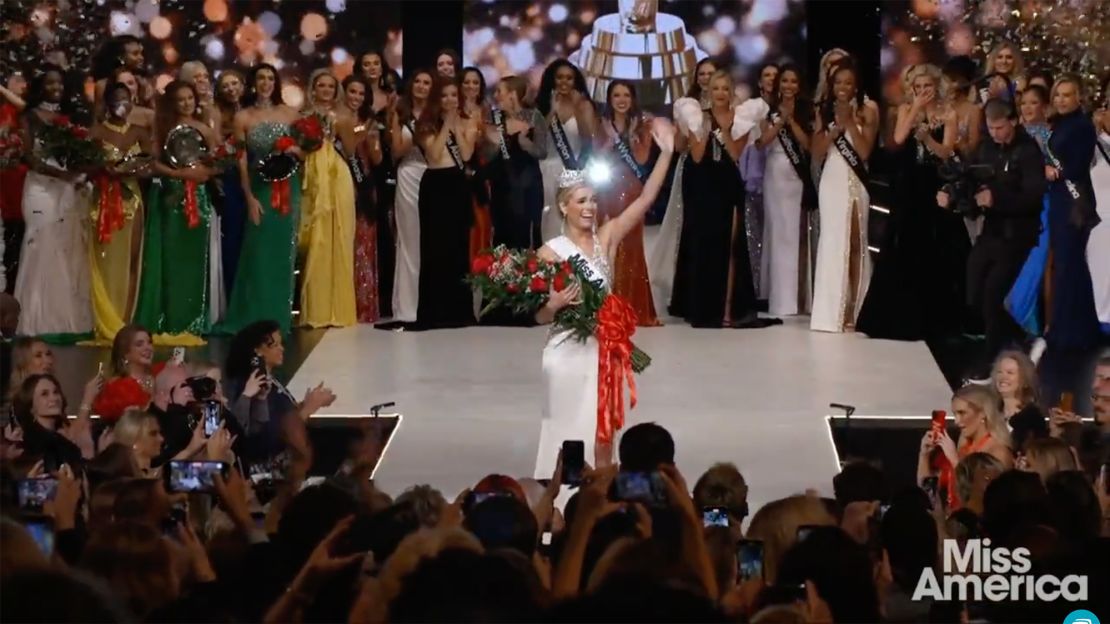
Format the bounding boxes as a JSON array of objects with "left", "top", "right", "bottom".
[
  {"left": 402, "top": 0, "right": 464, "bottom": 76},
  {"left": 828, "top": 416, "right": 951, "bottom": 491}
]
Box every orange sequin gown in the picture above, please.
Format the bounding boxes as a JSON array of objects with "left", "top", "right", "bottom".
[{"left": 598, "top": 133, "right": 660, "bottom": 327}]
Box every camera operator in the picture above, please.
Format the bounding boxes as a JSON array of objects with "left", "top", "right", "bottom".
[{"left": 937, "top": 98, "right": 1046, "bottom": 381}]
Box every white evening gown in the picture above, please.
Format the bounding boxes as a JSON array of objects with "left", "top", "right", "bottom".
[
  {"left": 539, "top": 117, "right": 586, "bottom": 242},
  {"left": 1089, "top": 131, "right": 1110, "bottom": 326},
  {"left": 810, "top": 133, "right": 870, "bottom": 332},
  {"left": 391, "top": 124, "right": 427, "bottom": 323},
  {"left": 15, "top": 170, "right": 93, "bottom": 336},
  {"left": 763, "top": 137, "right": 804, "bottom": 316},
  {"left": 534, "top": 235, "right": 610, "bottom": 479}
]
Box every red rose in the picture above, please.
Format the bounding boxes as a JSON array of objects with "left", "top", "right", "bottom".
[
  {"left": 561, "top": 260, "right": 573, "bottom": 275},
  {"left": 506, "top": 282, "right": 520, "bottom": 293},
  {"left": 553, "top": 274, "right": 567, "bottom": 292},
  {"left": 71, "top": 125, "right": 89, "bottom": 139},
  {"left": 274, "top": 136, "right": 296, "bottom": 151},
  {"left": 526, "top": 257, "right": 539, "bottom": 273},
  {"left": 53, "top": 115, "right": 72, "bottom": 128},
  {"left": 471, "top": 253, "right": 495, "bottom": 275},
  {"left": 529, "top": 276, "right": 548, "bottom": 292}
]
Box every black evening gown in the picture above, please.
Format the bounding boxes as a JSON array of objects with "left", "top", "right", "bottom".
[
  {"left": 487, "top": 127, "right": 545, "bottom": 250},
  {"left": 857, "top": 127, "right": 969, "bottom": 339},
  {"left": 373, "top": 109, "right": 397, "bottom": 318},
  {"left": 669, "top": 128, "right": 765, "bottom": 328},
  {"left": 411, "top": 166, "right": 474, "bottom": 329}
]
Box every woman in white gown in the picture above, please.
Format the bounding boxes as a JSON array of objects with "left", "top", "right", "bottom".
[
  {"left": 534, "top": 120, "right": 675, "bottom": 475},
  {"left": 536, "top": 60, "right": 597, "bottom": 243},
  {"left": 387, "top": 70, "right": 432, "bottom": 325},
  {"left": 1090, "top": 106, "right": 1110, "bottom": 328},
  {"left": 810, "top": 61, "right": 879, "bottom": 333},
  {"left": 759, "top": 65, "right": 815, "bottom": 316},
  {"left": 15, "top": 66, "right": 92, "bottom": 340}
]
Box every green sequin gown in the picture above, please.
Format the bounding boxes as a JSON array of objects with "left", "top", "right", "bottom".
[
  {"left": 131, "top": 170, "right": 214, "bottom": 343},
  {"left": 214, "top": 121, "right": 301, "bottom": 335}
]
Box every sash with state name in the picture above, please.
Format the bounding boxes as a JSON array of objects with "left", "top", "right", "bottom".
[
  {"left": 775, "top": 120, "right": 818, "bottom": 211},
  {"left": 492, "top": 108, "right": 511, "bottom": 161},
  {"left": 832, "top": 128, "right": 870, "bottom": 193},
  {"left": 550, "top": 115, "right": 582, "bottom": 169},
  {"left": 445, "top": 130, "right": 465, "bottom": 171}
]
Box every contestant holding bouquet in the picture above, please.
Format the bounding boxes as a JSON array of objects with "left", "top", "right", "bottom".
[
  {"left": 14, "top": 65, "right": 97, "bottom": 341},
  {"left": 216, "top": 64, "right": 305, "bottom": 336},
  {"left": 530, "top": 118, "right": 673, "bottom": 471}
]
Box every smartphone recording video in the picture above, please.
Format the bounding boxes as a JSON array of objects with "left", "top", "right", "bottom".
[
  {"left": 23, "top": 520, "right": 54, "bottom": 556},
  {"left": 613, "top": 471, "right": 667, "bottom": 507},
  {"left": 737, "top": 539, "right": 764, "bottom": 583},
  {"left": 166, "top": 460, "right": 229, "bottom": 493},
  {"left": 796, "top": 524, "right": 819, "bottom": 542},
  {"left": 702, "top": 506, "right": 729, "bottom": 528},
  {"left": 202, "top": 401, "right": 222, "bottom": 437},
  {"left": 561, "top": 440, "right": 585, "bottom": 486},
  {"left": 18, "top": 478, "right": 58, "bottom": 512}
]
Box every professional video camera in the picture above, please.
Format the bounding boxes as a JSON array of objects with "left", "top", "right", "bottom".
[{"left": 938, "top": 159, "right": 996, "bottom": 218}]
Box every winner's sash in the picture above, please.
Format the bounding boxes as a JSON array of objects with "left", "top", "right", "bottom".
[
  {"left": 549, "top": 115, "right": 582, "bottom": 169},
  {"left": 776, "top": 122, "right": 818, "bottom": 211}
]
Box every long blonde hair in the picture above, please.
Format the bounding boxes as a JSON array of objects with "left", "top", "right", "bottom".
[
  {"left": 745, "top": 495, "right": 836, "bottom": 584},
  {"left": 815, "top": 48, "right": 849, "bottom": 102},
  {"left": 985, "top": 41, "right": 1025, "bottom": 80},
  {"left": 7, "top": 337, "right": 48, "bottom": 400},
  {"left": 953, "top": 384, "right": 1011, "bottom": 449},
  {"left": 901, "top": 63, "right": 944, "bottom": 104},
  {"left": 307, "top": 68, "right": 341, "bottom": 109}
]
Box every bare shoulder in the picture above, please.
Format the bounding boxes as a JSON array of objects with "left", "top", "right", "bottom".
[{"left": 537, "top": 245, "right": 559, "bottom": 262}]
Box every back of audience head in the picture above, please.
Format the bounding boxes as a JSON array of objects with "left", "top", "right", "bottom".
[
  {"left": 462, "top": 495, "right": 538, "bottom": 558},
  {"left": 0, "top": 517, "right": 49, "bottom": 579},
  {"left": 955, "top": 451, "right": 1005, "bottom": 513},
  {"left": 80, "top": 521, "right": 178, "bottom": 618},
  {"left": 394, "top": 484, "right": 447, "bottom": 528},
  {"left": 112, "top": 477, "right": 171, "bottom": 528},
  {"left": 618, "top": 422, "right": 675, "bottom": 471},
  {"left": 745, "top": 495, "right": 837, "bottom": 584},
  {"left": 981, "top": 470, "right": 1051, "bottom": 544},
  {"left": 1021, "top": 436, "right": 1077, "bottom": 482},
  {"left": 775, "top": 525, "right": 880, "bottom": 624},
  {"left": 879, "top": 502, "right": 938, "bottom": 591},
  {"left": 693, "top": 462, "right": 749, "bottom": 539},
  {"left": 1, "top": 567, "right": 133, "bottom": 623},
  {"left": 1044, "top": 470, "right": 1101, "bottom": 544}
]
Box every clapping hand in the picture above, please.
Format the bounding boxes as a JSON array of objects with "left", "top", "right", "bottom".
[{"left": 546, "top": 281, "right": 582, "bottom": 313}]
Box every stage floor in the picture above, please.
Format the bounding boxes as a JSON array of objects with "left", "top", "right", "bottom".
[{"left": 287, "top": 317, "right": 952, "bottom": 512}]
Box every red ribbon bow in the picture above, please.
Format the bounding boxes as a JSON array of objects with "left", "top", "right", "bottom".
[
  {"left": 271, "top": 178, "right": 291, "bottom": 215},
  {"left": 595, "top": 294, "right": 639, "bottom": 446},
  {"left": 183, "top": 180, "right": 200, "bottom": 228},
  {"left": 95, "top": 174, "right": 124, "bottom": 244}
]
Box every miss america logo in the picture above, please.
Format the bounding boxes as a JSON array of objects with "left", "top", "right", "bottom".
[{"left": 913, "top": 539, "right": 1087, "bottom": 602}]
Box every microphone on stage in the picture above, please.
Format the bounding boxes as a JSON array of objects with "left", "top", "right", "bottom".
[
  {"left": 370, "top": 402, "right": 396, "bottom": 418},
  {"left": 830, "top": 403, "right": 856, "bottom": 418}
]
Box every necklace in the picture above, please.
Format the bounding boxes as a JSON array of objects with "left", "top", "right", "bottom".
[
  {"left": 255, "top": 99, "right": 275, "bottom": 110},
  {"left": 133, "top": 373, "right": 153, "bottom": 393},
  {"left": 37, "top": 102, "right": 61, "bottom": 113},
  {"left": 104, "top": 120, "right": 130, "bottom": 135}
]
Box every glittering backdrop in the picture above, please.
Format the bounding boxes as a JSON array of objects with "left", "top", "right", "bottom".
[
  {"left": 881, "top": 0, "right": 1109, "bottom": 106},
  {"left": 463, "top": 0, "right": 807, "bottom": 110},
  {"left": 0, "top": 0, "right": 402, "bottom": 109}
]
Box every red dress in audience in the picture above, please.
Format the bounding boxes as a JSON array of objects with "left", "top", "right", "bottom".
[
  {"left": 92, "top": 361, "right": 166, "bottom": 422},
  {"left": 0, "top": 102, "right": 28, "bottom": 291}
]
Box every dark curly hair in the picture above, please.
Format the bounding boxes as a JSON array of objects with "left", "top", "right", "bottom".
[
  {"left": 226, "top": 320, "right": 282, "bottom": 380},
  {"left": 536, "top": 59, "right": 590, "bottom": 116}
]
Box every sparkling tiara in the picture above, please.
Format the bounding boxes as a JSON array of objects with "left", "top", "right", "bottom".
[{"left": 558, "top": 168, "right": 587, "bottom": 189}]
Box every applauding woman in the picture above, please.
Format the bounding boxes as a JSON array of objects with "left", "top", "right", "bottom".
[{"left": 410, "top": 77, "right": 478, "bottom": 329}]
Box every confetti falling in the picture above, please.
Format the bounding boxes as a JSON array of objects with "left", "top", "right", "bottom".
[{"left": 884, "top": 0, "right": 1110, "bottom": 105}]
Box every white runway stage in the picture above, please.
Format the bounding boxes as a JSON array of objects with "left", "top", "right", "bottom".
[{"left": 287, "top": 317, "right": 951, "bottom": 512}]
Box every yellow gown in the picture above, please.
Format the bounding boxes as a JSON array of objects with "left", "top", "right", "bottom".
[
  {"left": 87, "top": 142, "right": 144, "bottom": 343},
  {"left": 298, "top": 131, "right": 357, "bottom": 327}
]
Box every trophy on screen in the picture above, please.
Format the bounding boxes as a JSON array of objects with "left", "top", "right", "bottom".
[{"left": 571, "top": 0, "right": 705, "bottom": 110}]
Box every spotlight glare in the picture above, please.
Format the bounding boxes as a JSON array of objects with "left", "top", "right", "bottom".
[
  {"left": 330, "top": 46, "right": 349, "bottom": 64},
  {"left": 204, "top": 37, "right": 225, "bottom": 60},
  {"left": 586, "top": 160, "right": 612, "bottom": 186}
]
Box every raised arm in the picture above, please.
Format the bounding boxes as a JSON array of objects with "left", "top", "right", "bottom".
[{"left": 601, "top": 120, "right": 675, "bottom": 250}]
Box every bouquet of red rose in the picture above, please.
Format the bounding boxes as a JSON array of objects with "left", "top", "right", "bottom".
[
  {"left": 0, "top": 127, "right": 23, "bottom": 169},
  {"left": 205, "top": 136, "right": 241, "bottom": 171},
  {"left": 38, "top": 115, "right": 103, "bottom": 170},
  {"left": 468, "top": 245, "right": 650, "bottom": 373},
  {"left": 290, "top": 112, "right": 326, "bottom": 153}
]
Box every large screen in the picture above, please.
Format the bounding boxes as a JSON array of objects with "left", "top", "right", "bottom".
[{"left": 464, "top": 0, "right": 806, "bottom": 111}]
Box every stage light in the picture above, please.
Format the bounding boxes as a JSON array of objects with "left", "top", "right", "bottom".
[
  {"left": 586, "top": 160, "right": 612, "bottom": 186},
  {"left": 300, "top": 12, "right": 328, "bottom": 41},
  {"left": 326, "top": 0, "right": 347, "bottom": 13},
  {"left": 505, "top": 40, "right": 536, "bottom": 73},
  {"left": 135, "top": 0, "right": 159, "bottom": 23},
  {"left": 204, "top": 37, "right": 225, "bottom": 61},
  {"left": 548, "top": 4, "right": 569, "bottom": 23},
  {"left": 736, "top": 33, "right": 769, "bottom": 65},
  {"left": 162, "top": 44, "right": 179, "bottom": 64},
  {"left": 258, "top": 11, "right": 282, "bottom": 37},
  {"left": 282, "top": 84, "right": 305, "bottom": 109},
  {"left": 30, "top": 5, "right": 51, "bottom": 27},
  {"left": 299, "top": 39, "right": 315, "bottom": 56},
  {"left": 262, "top": 40, "right": 280, "bottom": 56},
  {"left": 330, "top": 47, "right": 350, "bottom": 64},
  {"left": 714, "top": 15, "right": 736, "bottom": 37},
  {"left": 150, "top": 16, "right": 172, "bottom": 40},
  {"left": 203, "top": 0, "right": 228, "bottom": 23},
  {"left": 110, "top": 11, "right": 138, "bottom": 36}
]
